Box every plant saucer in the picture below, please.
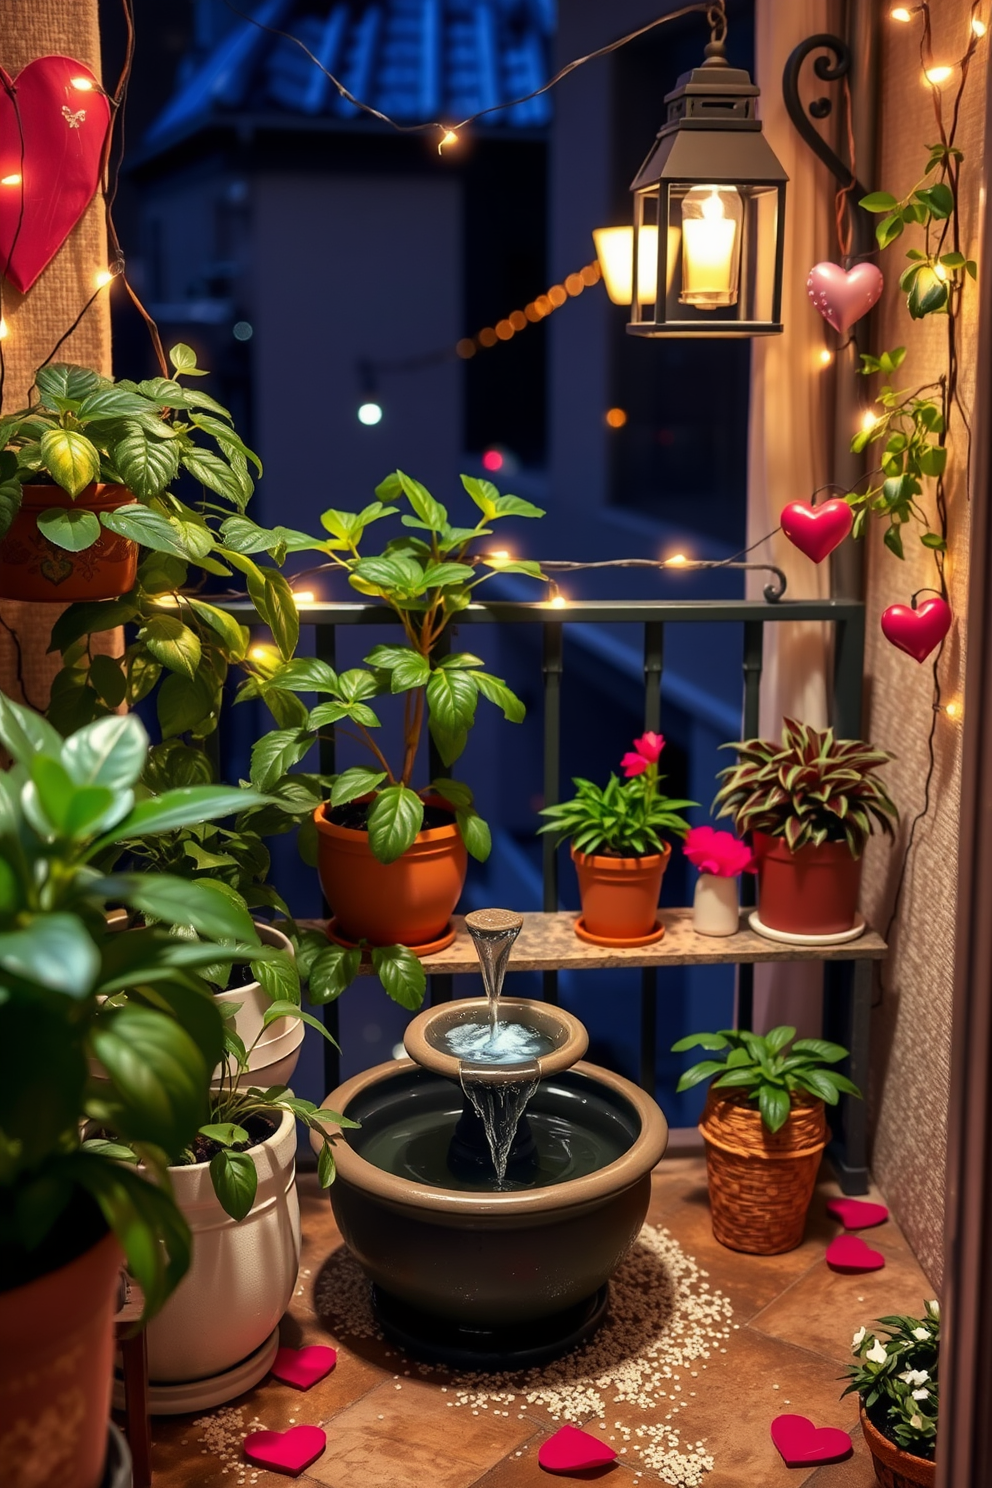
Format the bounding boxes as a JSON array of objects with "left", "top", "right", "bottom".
[
  {"left": 573, "top": 916, "right": 666, "bottom": 949},
  {"left": 324, "top": 917, "right": 458, "bottom": 958},
  {"left": 748, "top": 911, "right": 866, "bottom": 947}
]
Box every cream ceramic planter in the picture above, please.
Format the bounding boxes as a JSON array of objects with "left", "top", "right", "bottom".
[
  {"left": 144, "top": 1108, "right": 301, "bottom": 1392},
  {"left": 214, "top": 923, "right": 304, "bottom": 1090},
  {"left": 692, "top": 874, "right": 740, "bottom": 936}
]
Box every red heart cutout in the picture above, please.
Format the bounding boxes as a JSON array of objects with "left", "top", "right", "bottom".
[
  {"left": 538, "top": 1425, "right": 617, "bottom": 1474},
  {"left": 826, "top": 1234, "right": 886, "bottom": 1273},
  {"left": 0, "top": 57, "right": 111, "bottom": 294},
  {"left": 781, "top": 499, "right": 854, "bottom": 564},
  {"left": 807, "top": 261, "right": 884, "bottom": 333},
  {"left": 270, "top": 1344, "right": 337, "bottom": 1390},
  {"left": 771, "top": 1414, "right": 852, "bottom": 1467},
  {"left": 827, "top": 1197, "right": 889, "bottom": 1230},
  {"left": 244, "top": 1425, "right": 326, "bottom": 1477},
  {"left": 880, "top": 597, "right": 951, "bottom": 664}
]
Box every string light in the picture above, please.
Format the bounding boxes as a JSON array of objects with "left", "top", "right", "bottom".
[
  {"left": 605, "top": 407, "right": 628, "bottom": 428},
  {"left": 665, "top": 553, "right": 688, "bottom": 566},
  {"left": 945, "top": 701, "right": 960, "bottom": 717},
  {"left": 1, "top": 173, "right": 21, "bottom": 187},
  {"left": 438, "top": 129, "right": 459, "bottom": 151},
  {"left": 818, "top": 348, "right": 833, "bottom": 367},
  {"left": 71, "top": 76, "right": 95, "bottom": 90},
  {"left": 924, "top": 65, "right": 954, "bottom": 84},
  {"left": 292, "top": 590, "right": 316, "bottom": 605},
  {"left": 456, "top": 262, "right": 601, "bottom": 363},
  {"left": 861, "top": 409, "right": 879, "bottom": 432},
  {"left": 0, "top": 319, "right": 8, "bottom": 341},
  {"left": 488, "top": 550, "right": 510, "bottom": 564},
  {"left": 890, "top": 6, "right": 913, "bottom": 19},
  {"left": 250, "top": 645, "right": 274, "bottom": 662},
  {"left": 357, "top": 401, "right": 383, "bottom": 425},
  {"left": 95, "top": 270, "right": 114, "bottom": 289},
  {"left": 549, "top": 592, "right": 568, "bottom": 609},
  {"left": 973, "top": 16, "right": 987, "bottom": 36},
  {"left": 934, "top": 263, "right": 948, "bottom": 281}
]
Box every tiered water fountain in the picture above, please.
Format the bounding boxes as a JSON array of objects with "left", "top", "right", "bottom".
[{"left": 317, "top": 910, "right": 669, "bottom": 1368}]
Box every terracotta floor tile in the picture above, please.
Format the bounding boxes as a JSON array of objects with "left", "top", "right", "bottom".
[
  {"left": 469, "top": 1431, "right": 632, "bottom": 1486},
  {"left": 805, "top": 1425, "right": 879, "bottom": 1487}
]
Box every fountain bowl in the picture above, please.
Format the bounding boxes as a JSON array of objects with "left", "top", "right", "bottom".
[{"left": 403, "top": 996, "right": 588, "bottom": 1080}]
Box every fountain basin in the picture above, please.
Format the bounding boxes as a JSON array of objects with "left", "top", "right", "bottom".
[
  {"left": 404, "top": 996, "right": 588, "bottom": 1079},
  {"left": 314, "top": 1058, "right": 668, "bottom": 1345}
]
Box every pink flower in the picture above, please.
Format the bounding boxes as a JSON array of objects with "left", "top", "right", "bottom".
[
  {"left": 621, "top": 731, "right": 665, "bottom": 776},
  {"left": 683, "top": 825, "right": 755, "bottom": 878},
  {"left": 621, "top": 751, "right": 650, "bottom": 777}
]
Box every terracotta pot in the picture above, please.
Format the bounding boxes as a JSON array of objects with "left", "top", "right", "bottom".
[
  {"left": 860, "top": 1404, "right": 936, "bottom": 1488},
  {"left": 571, "top": 842, "right": 670, "bottom": 940},
  {"left": 314, "top": 796, "right": 467, "bottom": 948},
  {"left": 0, "top": 1227, "right": 122, "bottom": 1488},
  {"left": 213, "top": 923, "right": 303, "bottom": 1089},
  {"left": 699, "top": 1089, "right": 828, "bottom": 1254},
  {"left": 753, "top": 831, "right": 863, "bottom": 935},
  {"left": 0, "top": 484, "right": 139, "bottom": 603}
]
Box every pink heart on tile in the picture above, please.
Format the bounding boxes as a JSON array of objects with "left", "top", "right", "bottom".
[
  {"left": 538, "top": 1424, "right": 617, "bottom": 1473},
  {"left": 270, "top": 1345, "right": 337, "bottom": 1390},
  {"left": 244, "top": 1425, "right": 326, "bottom": 1477},
  {"left": 826, "top": 1234, "right": 886, "bottom": 1273},
  {"left": 826, "top": 1197, "right": 889, "bottom": 1230},
  {"left": 771, "top": 1414, "right": 853, "bottom": 1466}
]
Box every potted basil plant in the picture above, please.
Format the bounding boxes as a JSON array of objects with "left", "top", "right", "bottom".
[{"left": 843, "top": 1301, "right": 939, "bottom": 1487}]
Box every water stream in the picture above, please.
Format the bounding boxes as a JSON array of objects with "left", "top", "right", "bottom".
[{"left": 458, "top": 1061, "right": 542, "bottom": 1184}]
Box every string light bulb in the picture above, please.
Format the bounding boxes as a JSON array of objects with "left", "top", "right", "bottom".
[
  {"left": 0, "top": 318, "right": 8, "bottom": 340},
  {"left": 861, "top": 409, "right": 879, "bottom": 432},
  {"left": 924, "top": 65, "right": 954, "bottom": 84},
  {"left": 71, "top": 76, "right": 95, "bottom": 90},
  {"left": 95, "top": 269, "right": 114, "bottom": 288},
  {"left": 973, "top": 15, "right": 987, "bottom": 35},
  {"left": 665, "top": 553, "right": 688, "bottom": 567},
  {"left": 357, "top": 401, "right": 383, "bottom": 425},
  {"left": 1, "top": 173, "right": 21, "bottom": 186},
  {"left": 818, "top": 348, "right": 833, "bottom": 367},
  {"left": 890, "top": 6, "right": 913, "bottom": 19},
  {"left": 945, "top": 701, "right": 960, "bottom": 718},
  {"left": 934, "top": 262, "right": 948, "bottom": 281},
  {"left": 549, "top": 591, "right": 567, "bottom": 609},
  {"left": 292, "top": 590, "right": 315, "bottom": 605},
  {"left": 605, "top": 407, "right": 628, "bottom": 428},
  {"left": 439, "top": 129, "right": 459, "bottom": 150}
]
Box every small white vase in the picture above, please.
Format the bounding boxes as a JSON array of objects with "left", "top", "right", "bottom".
[{"left": 693, "top": 873, "right": 740, "bottom": 936}]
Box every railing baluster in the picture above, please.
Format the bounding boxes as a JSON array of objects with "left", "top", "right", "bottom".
[
  {"left": 640, "top": 623, "right": 665, "bottom": 1094},
  {"left": 314, "top": 622, "right": 341, "bottom": 1093},
  {"left": 542, "top": 622, "right": 563, "bottom": 1005},
  {"left": 833, "top": 606, "right": 865, "bottom": 737},
  {"left": 738, "top": 623, "right": 764, "bottom": 1033}
]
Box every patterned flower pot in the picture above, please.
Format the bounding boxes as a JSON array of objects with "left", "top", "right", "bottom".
[
  {"left": 860, "top": 1404, "right": 936, "bottom": 1488},
  {"left": 0, "top": 483, "right": 138, "bottom": 602}
]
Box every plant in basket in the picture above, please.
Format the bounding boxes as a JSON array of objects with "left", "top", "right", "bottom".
[
  {"left": 683, "top": 824, "right": 754, "bottom": 937},
  {"left": 672, "top": 1025, "right": 861, "bottom": 1255},
  {"left": 842, "top": 1301, "right": 939, "bottom": 1487},
  {"left": 537, "top": 731, "right": 696, "bottom": 947},
  {"left": 713, "top": 718, "right": 898, "bottom": 939}
]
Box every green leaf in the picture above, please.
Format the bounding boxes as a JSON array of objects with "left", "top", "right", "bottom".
[
  {"left": 317, "top": 1142, "right": 336, "bottom": 1187},
  {"left": 270, "top": 658, "right": 340, "bottom": 694},
  {"left": 397, "top": 470, "right": 447, "bottom": 530},
  {"left": 367, "top": 784, "right": 425, "bottom": 863},
  {"left": 97, "top": 785, "right": 270, "bottom": 845},
  {"left": 674, "top": 1059, "right": 732, "bottom": 1093},
  {"left": 915, "top": 182, "right": 954, "bottom": 219},
  {"left": 36, "top": 505, "right": 101, "bottom": 552},
  {"left": 859, "top": 191, "right": 900, "bottom": 213},
  {"left": 430, "top": 776, "right": 474, "bottom": 809},
  {"left": 758, "top": 1084, "right": 791, "bottom": 1132},
  {"left": 77, "top": 386, "right": 155, "bottom": 421},
  {"left": 169, "top": 342, "right": 202, "bottom": 373},
  {"left": 427, "top": 667, "right": 478, "bottom": 732},
  {"left": 38, "top": 428, "right": 101, "bottom": 496},
  {"left": 251, "top": 948, "right": 301, "bottom": 1007},
  {"left": 791, "top": 1037, "right": 849, "bottom": 1062},
  {"left": 139, "top": 613, "right": 202, "bottom": 680},
  {"left": 921, "top": 531, "right": 947, "bottom": 550},
  {"left": 307, "top": 944, "right": 362, "bottom": 1003},
  {"left": 365, "top": 645, "right": 431, "bottom": 691},
  {"left": 99, "top": 505, "right": 190, "bottom": 559},
  {"left": 456, "top": 808, "right": 491, "bottom": 862},
  {"left": 157, "top": 671, "right": 218, "bottom": 739},
  {"left": 876, "top": 214, "right": 904, "bottom": 249},
  {"left": 246, "top": 567, "right": 299, "bottom": 661},
  {"left": 250, "top": 728, "right": 313, "bottom": 790},
  {"left": 764, "top": 1026, "right": 796, "bottom": 1055},
  {"left": 206, "top": 1148, "right": 256, "bottom": 1220},
  {"left": 0, "top": 478, "right": 23, "bottom": 539},
  {"left": 186, "top": 597, "right": 249, "bottom": 660},
  {"left": 36, "top": 363, "right": 105, "bottom": 405},
  {"left": 27, "top": 754, "right": 123, "bottom": 839},
  {"left": 492, "top": 494, "right": 546, "bottom": 519},
  {"left": 112, "top": 426, "right": 182, "bottom": 497},
  {"left": 0, "top": 914, "right": 99, "bottom": 995},
  {"left": 182, "top": 447, "right": 251, "bottom": 509},
  {"left": 61, "top": 713, "right": 147, "bottom": 789},
  {"left": 88, "top": 653, "right": 127, "bottom": 707},
  {"left": 0, "top": 692, "right": 63, "bottom": 765},
  {"left": 96, "top": 873, "right": 258, "bottom": 941},
  {"left": 261, "top": 1000, "right": 338, "bottom": 1044},
  {"left": 908, "top": 266, "right": 949, "bottom": 319},
  {"left": 330, "top": 767, "right": 388, "bottom": 807},
  {"left": 89, "top": 1004, "right": 209, "bottom": 1154},
  {"left": 883, "top": 524, "right": 905, "bottom": 559},
  {"left": 474, "top": 671, "right": 526, "bottom": 723},
  {"left": 370, "top": 943, "right": 426, "bottom": 1010}
]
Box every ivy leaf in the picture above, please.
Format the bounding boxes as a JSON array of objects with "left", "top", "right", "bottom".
[
  {"left": 920, "top": 531, "right": 947, "bottom": 550},
  {"left": 397, "top": 470, "right": 447, "bottom": 531},
  {"left": 474, "top": 671, "right": 526, "bottom": 723},
  {"left": 89, "top": 653, "right": 127, "bottom": 708},
  {"left": 112, "top": 426, "right": 182, "bottom": 498},
  {"left": 456, "top": 808, "right": 492, "bottom": 862},
  {"left": 99, "top": 505, "right": 191, "bottom": 560},
  {"left": 139, "top": 614, "right": 202, "bottom": 680},
  {"left": 876, "top": 214, "right": 904, "bottom": 249},
  {"left": 330, "top": 767, "right": 387, "bottom": 807},
  {"left": 307, "top": 944, "right": 362, "bottom": 1003},
  {"left": 36, "top": 505, "right": 101, "bottom": 552},
  {"left": 249, "top": 728, "right": 313, "bottom": 790},
  {"left": 39, "top": 429, "right": 101, "bottom": 497},
  {"left": 859, "top": 191, "right": 900, "bottom": 213},
  {"left": 246, "top": 566, "right": 300, "bottom": 661},
  {"left": 185, "top": 597, "right": 249, "bottom": 660},
  {"left": 883, "top": 524, "right": 905, "bottom": 559},
  {"left": 182, "top": 448, "right": 251, "bottom": 509},
  {"left": 914, "top": 182, "right": 954, "bottom": 219},
  {"left": 157, "top": 671, "right": 217, "bottom": 738}
]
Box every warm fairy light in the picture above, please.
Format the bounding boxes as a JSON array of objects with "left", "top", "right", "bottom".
[
  {"left": 250, "top": 646, "right": 272, "bottom": 662},
  {"left": 150, "top": 594, "right": 180, "bottom": 607},
  {"left": 509, "top": 309, "right": 527, "bottom": 331},
  {"left": 818, "top": 348, "right": 834, "bottom": 366},
  {"left": 605, "top": 407, "right": 628, "bottom": 429},
  {"left": 489, "top": 550, "right": 510, "bottom": 563},
  {"left": 95, "top": 269, "right": 113, "bottom": 288},
  {"left": 924, "top": 65, "right": 954, "bottom": 84},
  {"left": 456, "top": 337, "right": 475, "bottom": 358},
  {"left": 439, "top": 129, "right": 459, "bottom": 149},
  {"left": 477, "top": 327, "right": 497, "bottom": 348},
  {"left": 973, "top": 16, "right": 987, "bottom": 35},
  {"left": 292, "top": 590, "right": 315, "bottom": 605},
  {"left": 0, "top": 318, "right": 7, "bottom": 340},
  {"left": 1, "top": 173, "right": 21, "bottom": 186},
  {"left": 945, "top": 701, "right": 960, "bottom": 717},
  {"left": 565, "top": 273, "right": 585, "bottom": 296},
  {"left": 890, "top": 5, "right": 913, "bottom": 19},
  {"left": 549, "top": 593, "right": 567, "bottom": 609},
  {"left": 71, "top": 76, "right": 95, "bottom": 90},
  {"left": 495, "top": 319, "right": 514, "bottom": 341},
  {"left": 665, "top": 553, "right": 688, "bottom": 566},
  {"left": 861, "top": 409, "right": 879, "bottom": 432},
  {"left": 934, "top": 262, "right": 948, "bottom": 281},
  {"left": 548, "top": 285, "right": 568, "bottom": 308},
  {"left": 482, "top": 448, "right": 504, "bottom": 472}
]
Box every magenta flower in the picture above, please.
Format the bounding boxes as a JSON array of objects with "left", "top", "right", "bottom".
[
  {"left": 683, "top": 825, "right": 755, "bottom": 878},
  {"left": 621, "top": 751, "right": 650, "bottom": 777},
  {"left": 621, "top": 731, "right": 665, "bottom": 776}
]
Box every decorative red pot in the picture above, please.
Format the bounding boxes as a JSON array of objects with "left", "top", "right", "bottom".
[
  {"left": 753, "top": 831, "right": 862, "bottom": 935},
  {"left": 0, "top": 1228, "right": 122, "bottom": 1488},
  {"left": 571, "top": 842, "right": 671, "bottom": 942},
  {"left": 0, "top": 483, "right": 139, "bottom": 602},
  {"left": 314, "top": 796, "right": 467, "bottom": 952}
]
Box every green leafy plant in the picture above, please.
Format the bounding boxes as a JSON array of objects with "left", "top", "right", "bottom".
[
  {"left": 537, "top": 731, "right": 695, "bottom": 856},
  {"left": 713, "top": 718, "right": 897, "bottom": 857},
  {"left": 843, "top": 1300, "right": 939, "bottom": 1460},
  {"left": 0, "top": 694, "right": 277, "bottom": 1319},
  {"left": 672, "top": 1025, "right": 860, "bottom": 1133}
]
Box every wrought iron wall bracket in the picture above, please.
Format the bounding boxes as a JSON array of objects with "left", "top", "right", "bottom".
[{"left": 782, "top": 34, "right": 875, "bottom": 262}]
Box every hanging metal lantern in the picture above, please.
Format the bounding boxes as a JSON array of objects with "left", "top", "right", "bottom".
[{"left": 627, "top": 38, "right": 788, "bottom": 338}]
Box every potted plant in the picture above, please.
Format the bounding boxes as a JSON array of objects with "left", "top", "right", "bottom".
[
  {"left": 0, "top": 695, "right": 272, "bottom": 1488},
  {"left": 0, "top": 344, "right": 264, "bottom": 603},
  {"left": 843, "top": 1301, "right": 939, "bottom": 1487},
  {"left": 683, "top": 824, "right": 754, "bottom": 936},
  {"left": 537, "top": 730, "right": 696, "bottom": 946},
  {"left": 672, "top": 1025, "right": 861, "bottom": 1254},
  {"left": 713, "top": 718, "right": 898, "bottom": 940}
]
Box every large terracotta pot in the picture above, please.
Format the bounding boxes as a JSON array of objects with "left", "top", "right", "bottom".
[
  {"left": 699, "top": 1089, "right": 828, "bottom": 1254},
  {"left": 314, "top": 797, "right": 467, "bottom": 949},
  {"left": 0, "top": 484, "right": 139, "bottom": 602},
  {"left": 753, "top": 831, "right": 862, "bottom": 935},
  {"left": 571, "top": 841, "right": 670, "bottom": 940},
  {"left": 213, "top": 923, "right": 303, "bottom": 1089},
  {"left": 0, "top": 1227, "right": 122, "bottom": 1488},
  {"left": 860, "top": 1404, "right": 936, "bottom": 1488}
]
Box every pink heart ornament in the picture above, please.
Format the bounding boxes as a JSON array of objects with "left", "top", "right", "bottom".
[
  {"left": 538, "top": 1424, "right": 617, "bottom": 1473},
  {"left": 244, "top": 1425, "right": 326, "bottom": 1477},
  {"left": 807, "top": 261, "right": 884, "bottom": 334},
  {"left": 270, "top": 1345, "right": 337, "bottom": 1390},
  {"left": 826, "top": 1234, "right": 886, "bottom": 1273},
  {"left": 781, "top": 499, "right": 853, "bottom": 564},
  {"left": 827, "top": 1197, "right": 889, "bottom": 1230},
  {"left": 880, "top": 596, "right": 952, "bottom": 663},
  {"left": 771, "top": 1414, "right": 852, "bottom": 1467}
]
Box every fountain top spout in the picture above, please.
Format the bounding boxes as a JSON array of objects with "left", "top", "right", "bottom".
[{"left": 464, "top": 909, "right": 525, "bottom": 937}]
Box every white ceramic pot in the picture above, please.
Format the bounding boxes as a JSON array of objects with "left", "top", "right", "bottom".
[
  {"left": 144, "top": 1107, "right": 301, "bottom": 1388},
  {"left": 214, "top": 923, "right": 304, "bottom": 1090},
  {"left": 692, "top": 873, "right": 740, "bottom": 936}
]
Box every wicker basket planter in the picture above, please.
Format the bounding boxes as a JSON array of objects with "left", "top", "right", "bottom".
[
  {"left": 698, "top": 1089, "right": 828, "bottom": 1254},
  {"left": 860, "top": 1405, "right": 936, "bottom": 1488}
]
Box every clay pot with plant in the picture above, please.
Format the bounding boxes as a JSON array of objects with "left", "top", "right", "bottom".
[
  {"left": 0, "top": 697, "right": 278, "bottom": 1488},
  {"left": 537, "top": 731, "right": 696, "bottom": 947},
  {"left": 713, "top": 718, "right": 898, "bottom": 940},
  {"left": 245, "top": 469, "right": 545, "bottom": 1010},
  {"left": 673, "top": 1025, "right": 861, "bottom": 1254},
  {"left": 843, "top": 1300, "right": 939, "bottom": 1487}
]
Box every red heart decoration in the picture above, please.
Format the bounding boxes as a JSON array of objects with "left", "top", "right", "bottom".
[
  {"left": 880, "top": 596, "right": 952, "bottom": 663},
  {"left": 807, "top": 261, "right": 884, "bottom": 333},
  {"left": 270, "top": 1344, "right": 337, "bottom": 1390},
  {"left": 0, "top": 56, "right": 111, "bottom": 294},
  {"left": 538, "top": 1425, "right": 617, "bottom": 1474},
  {"left": 244, "top": 1425, "right": 326, "bottom": 1477},
  {"left": 826, "top": 1234, "right": 886, "bottom": 1273},
  {"left": 827, "top": 1197, "right": 889, "bottom": 1230},
  {"left": 781, "top": 499, "right": 854, "bottom": 564},
  {"left": 771, "top": 1414, "right": 852, "bottom": 1467}
]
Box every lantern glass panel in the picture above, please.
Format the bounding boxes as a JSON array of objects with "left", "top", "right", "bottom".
[{"left": 679, "top": 186, "right": 742, "bottom": 307}]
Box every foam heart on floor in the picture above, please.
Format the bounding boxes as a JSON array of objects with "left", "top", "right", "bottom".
[
  {"left": 771, "top": 1414, "right": 853, "bottom": 1467},
  {"left": 243, "top": 1425, "right": 326, "bottom": 1477},
  {"left": 780, "top": 499, "right": 853, "bottom": 564},
  {"left": 538, "top": 1424, "right": 617, "bottom": 1473},
  {"left": 826, "top": 1234, "right": 886, "bottom": 1273},
  {"left": 270, "top": 1345, "right": 337, "bottom": 1390},
  {"left": 827, "top": 1197, "right": 889, "bottom": 1230}
]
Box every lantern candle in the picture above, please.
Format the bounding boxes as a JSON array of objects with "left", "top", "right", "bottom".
[{"left": 680, "top": 186, "right": 741, "bottom": 308}]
